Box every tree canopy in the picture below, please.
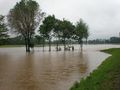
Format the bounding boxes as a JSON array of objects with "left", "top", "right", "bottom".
[
  {"left": 7, "top": 0, "right": 44, "bottom": 52},
  {"left": 0, "top": 15, "right": 9, "bottom": 43},
  {"left": 75, "top": 19, "right": 89, "bottom": 50},
  {"left": 39, "top": 15, "right": 56, "bottom": 51},
  {"left": 0, "top": 15, "right": 9, "bottom": 44}
]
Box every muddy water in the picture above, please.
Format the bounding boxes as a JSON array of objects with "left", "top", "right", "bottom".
[{"left": 0, "top": 45, "right": 119, "bottom": 90}]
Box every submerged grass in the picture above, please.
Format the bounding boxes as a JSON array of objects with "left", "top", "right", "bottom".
[{"left": 70, "top": 48, "right": 120, "bottom": 90}]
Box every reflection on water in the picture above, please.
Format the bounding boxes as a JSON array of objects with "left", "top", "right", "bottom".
[{"left": 0, "top": 45, "right": 119, "bottom": 90}]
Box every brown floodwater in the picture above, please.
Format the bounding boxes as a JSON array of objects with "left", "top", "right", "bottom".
[{"left": 0, "top": 44, "right": 120, "bottom": 90}]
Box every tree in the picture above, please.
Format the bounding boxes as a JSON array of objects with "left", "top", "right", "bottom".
[
  {"left": 75, "top": 19, "right": 89, "bottom": 51},
  {"left": 54, "top": 19, "right": 63, "bottom": 51},
  {"left": 39, "top": 15, "right": 56, "bottom": 51},
  {"left": 35, "top": 35, "right": 43, "bottom": 45},
  {"left": 84, "top": 27, "right": 89, "bottom": 44},
  {"left": 39, "top": 25, "right": 47, "bottom": 51},
  {"left": 7, "top": 35, "right": 24, "bottom": 45},
  {"left": 7, "top": 0, "right": 44, "bottom": 52},
  {"left": 0, "top": 15, "right": 9, "bottom": 45},
  {"left": 60, "top": 19, "right": 74, "bottom": 50}
]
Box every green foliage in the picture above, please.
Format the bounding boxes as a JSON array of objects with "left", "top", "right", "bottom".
[
  {"left": 0, "top": 15, "right": 9, "bottom": 45},
  {"left": 0, "top": 15, "right": 8, "bottom": 39},
  {"left": 0, "top": 35, "right": 43, "bottom": 45},
  {"left": 39, "top": 15, "right": 57, "bottom": 51},
  {"left": 74, "top": 19, "right": 89, "bottom": 50},
  {"left": 35, "top": 35, "right": 43, "bottom": 44},
  {"left": 8, "top": 0, "right": 42, "bottom": 34},
  {"left": 7, "top": 35, "right": 25, "bottom": 45},
  {"left": 61, "top": 19, "right": 75, "bottom": 39},
  {"left": 38, "top": 17, "right": 89, "bottom": 50},
  {"left": 7, "top": 0, "right": 44, "bottom": 52},
  {"left": 39, "top": 17, "right": 75, "bottom": 41},
  {"left": 39, "top": 15, "right": 55, "bottom": 39},
  {"left": 54, "top": 19, "right": 63, "bottom": 38},
  {"left": 75, "top": 19, "right": 89, "bottom": 40},
  {"left": 70, "top": 48, "right": 120, "bottom": 90}
]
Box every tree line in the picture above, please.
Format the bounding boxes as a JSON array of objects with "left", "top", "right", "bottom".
[
  {"left": 0, "top": 0, "right": 89, "bottom": 52},
  {"left": 88, "top": 37, "right": 120, "bottom": 44}
]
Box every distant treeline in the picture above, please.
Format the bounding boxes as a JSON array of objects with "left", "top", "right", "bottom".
[
  {"left": 0, "top": 35, "right": 77, "bottom": 45},
  {"left": 0, "top": 36, "right": 120, "bottom": 45},
  {"left": 88, "top": 37, "right": 120, "bottom": 44}
]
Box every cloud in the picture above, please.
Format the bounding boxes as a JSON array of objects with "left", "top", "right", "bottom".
[{"left": 0, "top": 0, "right": 120, "bottom": 39}]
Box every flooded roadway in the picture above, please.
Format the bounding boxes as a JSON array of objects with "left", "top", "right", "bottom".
[{"left": 0, "top": 44, "right": 120, "bottom": 90}]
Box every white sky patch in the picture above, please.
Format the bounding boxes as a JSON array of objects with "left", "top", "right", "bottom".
[{"left": 0, "top": 0, "right": 120, "bottom": 39}]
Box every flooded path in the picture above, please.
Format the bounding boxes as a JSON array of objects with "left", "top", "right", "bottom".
[{"left": 0, "top": 45, "right": 120, "bottom": 90}]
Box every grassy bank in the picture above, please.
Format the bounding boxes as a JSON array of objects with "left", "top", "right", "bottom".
[{"left": 70, "top": 48, "right": 120, "bottom": 90}]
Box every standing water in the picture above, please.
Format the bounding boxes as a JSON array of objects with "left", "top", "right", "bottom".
[{"left": 0, "top": 44, "right": 119, "bottom": 90}]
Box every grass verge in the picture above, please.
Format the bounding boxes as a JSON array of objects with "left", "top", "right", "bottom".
[{"left": 70, "top": 48, "right": 120, "bottom": 90}]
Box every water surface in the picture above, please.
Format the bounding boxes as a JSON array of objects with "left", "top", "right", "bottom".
[{"left": 0, "top": 44, "right": 119, "bottom": 90}]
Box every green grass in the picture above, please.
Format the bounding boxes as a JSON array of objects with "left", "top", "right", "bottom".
[{"left": 70, "top": 48, "right": 120, "bottom": 90}]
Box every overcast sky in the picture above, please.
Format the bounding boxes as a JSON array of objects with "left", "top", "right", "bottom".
[{"left": 0, "top": 0, "right": 120, "bottom": 39}]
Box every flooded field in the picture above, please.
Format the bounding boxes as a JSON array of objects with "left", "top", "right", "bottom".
[{"left": 0, "top": 44, "right": 120, "bottom": 90}]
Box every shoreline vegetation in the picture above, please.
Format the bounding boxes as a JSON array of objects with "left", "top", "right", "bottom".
[
  {"left": 0, "top": 44, "right": 64, "bottom": 48},
  {"left": 0, "top": 44, "right": 119, "bottom": 48},
  {"left": 70, "top": 48, "right": 120, "bottom": 90},
  {"left": 0, "top": 45, "right": 24, "bottom": 48}
]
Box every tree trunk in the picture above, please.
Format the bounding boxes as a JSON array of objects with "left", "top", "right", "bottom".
[
  {"left": 27, "top": 37, "right": 30, "bottom": 52},
  {"left": 79, "top": 39, "right": 83, "bottom": 52},
  {"left": 86, "top": 38, "right": 88, "bottom": 44},
  {"left": 80, "top": 43, "right": 83, "bottom": 51},
  {"left": 64, "top": 38, "right": 66, "bottom": 50},
  {"left": 26, "top": 32, "right": 31, "bottom": 52},
  {"left": 56, "top": 38, "right": 59, "bottom": 51},
  {"left": 48, "top": 38, "right": 51, "bottom": 52},
  {"left": 24, "top": 37, "right": 28, "bottom": 52},
  {"left": 24, "top": 36, "right": 30, "bottom": 52},
  {"left": 23, "top": 32, "right": 31, "bottom": 52},
  {"left": 43, "top": 38, "right": 45, "bottom": 51}
]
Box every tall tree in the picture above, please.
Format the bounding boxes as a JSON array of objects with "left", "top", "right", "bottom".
[
  {"left": 7, "top": 0, "right": 44, "bottom": 52},
  {"left": 84, "top": 27, "right": 89, "bottom": 44},
  {"left": 39, "top": 15, "right": 56, "bottom": 51},
  {"left": 75, "top": 19, "right": 89, "bottom": 51},
  {"left": 61, "top": 19, "right": 74, "bottom": 50},
  {"left": 39, "top": 24, "right": 47, "bottom": 51},
  {"left": 54, "top": 19, "right": 63, "bottom": 51},
  {"left": 0, "top": 15, "right": 9, "bottom": 45}
]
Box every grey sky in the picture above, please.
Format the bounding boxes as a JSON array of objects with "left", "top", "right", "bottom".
[{"left": 0, "top": 0, "right": 120, "bottom": 39}]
